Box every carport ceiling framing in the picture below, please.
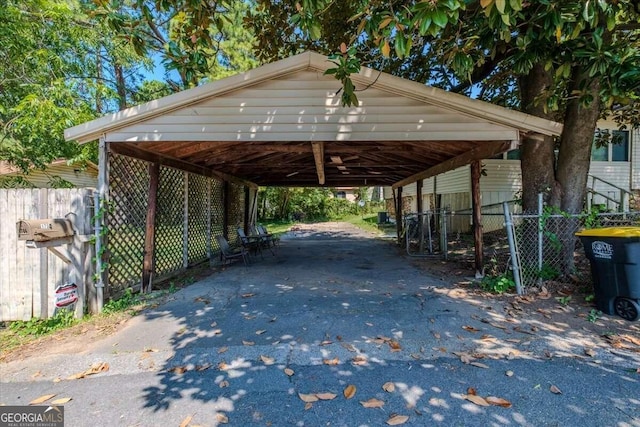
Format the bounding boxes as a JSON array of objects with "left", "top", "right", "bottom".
[{"left": 65, "top": 51, "right": 563, "bottom": 188}]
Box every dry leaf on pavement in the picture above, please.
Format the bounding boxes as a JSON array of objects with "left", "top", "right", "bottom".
[
  {"left": 485, "top": 396, "right": 512, "bottom": 408},
  {"left": 50, "top": 397, "right": 72, "bottom": 405},
  {"left": 218, "top": 346, "right": 228, "bottom": 354},
  {"left": 343, "top": 384, "right": 356, "bottom": 399},
  {"left": 323, "top": 358, "right": 340, "bottom": 365},
  {"left": 316, "top": 392, "right": 337, "bottom": 400},
  {"left": 298, "top": 393, "right": 318, "bottom": 403},
  {"left": 388, "top": 341, "right": 402, "bottom": 352},
  {"left": 179, "top": 415, "right": 193, "bottom": 427},
  {"left": 242, "top": 340, "right": 255, "bottom": 346},
  {"left": 462, "top": 325, "right": 480, "bottom": 333},
  {"left": 29, "top": 394, "right": 56, "bottom": 405},
  {"left": 360, "top": 398, "right": 384, "bottom": 408},
  {"left": 470, "top": 362, "right": 489, "bottom": 369},
  {"left": 464, "top": 394, "right": 490, "bottom": 406},
  {"left": 382, "top": 382, "right": 395, "bottom": 392},
  {"left": 260, "top": 355, "right": 274, "bottom": 365},
  {"left": 284, "top": 368, "right": 294, "bottom": 376},
  {"left": 216, "top": 413, "right": 229, "bottom": 424},
  {"left": 386, "top": 414, "right": 409, "bottom": 425},
  {"left": 550, "top": 385, "right": 562, "bottom": 394}
]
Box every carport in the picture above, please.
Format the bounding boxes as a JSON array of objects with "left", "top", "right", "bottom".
[{"left": 64, "top": 51, "right": 562, "bottom": 310}]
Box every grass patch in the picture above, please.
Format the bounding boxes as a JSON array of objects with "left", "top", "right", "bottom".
[
  {"left": 339, "top": 214, "right": 382, "bottom": 234},
  {"left": 260, "top": 220, "right": 295, "bottom": 235}
]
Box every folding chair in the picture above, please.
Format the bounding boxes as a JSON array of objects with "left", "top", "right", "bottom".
[
  {"left": 215, "top": 235, "right": 249, "bottom": 266},
  {"left": 237, "top": 227, "right": 263, "bottom": 259}
]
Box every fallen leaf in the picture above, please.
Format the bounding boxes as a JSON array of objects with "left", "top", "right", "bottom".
[
  {"left": 316, "top": 392, "right": 337, "bottom": 400},
  {"left": 256, "top": 330, "right": 266, "bottom": 335},
  {"left": 210, "top": 321, "right": 217, "bottom": 327},
  {"left": 383, "top": 382, "right": 395, "bottom": 392},
  {"left": 320, "top": 340, "right": 333, "bottom": 346},
  {"left": 31, "top": 371, "right": 42, "bottom": 378},
  {"left": 323, "top": 358, "right": 340, "bottom": 365},
  {"left": 432, "top": 332, "right": 441, "bottom": 339},
  {"left": 304, "top": 402, "right": 313, "bottom": 410},
  {"left": 470, "top": 362, "right": 489, "bottom": 369},
  {"left": 169, "top": 366, "right": 188, "bottom": 375},
  {"left": 216, "top": 413, "right": 229, "bottom": 424},
  {"left": 467, "top": 387, "right": 477, "bottom": 396},
  {"left": 550, "top": 385, "right": 562, "bottom": 394},
  {"left": 343, "top": 384, "right": 356, "bottom": 399},
  {"left": 88, "top": 362, "right": 109, "bottom": 375},
  {"left": 352, "top": 356, "right": 368, "bottom": 366},
  {"left": 298, "top": 393, "right": 318, "bottom": 403},
  {"left": 386, "top": 414, "right": 409, "bottom": 425},
  {"left": 360, "top": 398, "right": 385, "bottom": 408},
  {"left": 241, "top": 293, "right": 255, "bottom": 298},
  {"left": 218, "top": 362, "right": 230, "bottom": 371},
  {"left": 505, "top": 370, "right": 514, "bottom": 377},
  {"left": 50, "top": 397, "right": 72, "bottom": 405},
  {"left": 388, "top": 341, "right": 402, "bottom": 352},
  {"left": 284, "top": 368, "right": 294, "bottom": 376},
  {"left": 52, "top": 378, "right": 61, "bottom": 383},
  {"left": 463, "top": 325, "right": 480, "bottom": 333},
  {"left": 29, "top": 394, "right": 56, "bottom": 405},
  {"left": 179, "top": 415, "right": 193, "bottom": 427},
  {"left": 260, "top": 355, "right": 274, "bottom": 365},
  {"left": 218, "top": 346, "right": 228, "bottom": 354},
  {"left": 584, "top": 348, "right": 596, "bottom": 357},
  {"left": 242, "top": 340, "right": 255, "bottom": 346},
  {"left": 486, "top": 396, "right": 512, "bottom": 408},
  {"left": 464, "top": 394, "right": 490, "bottom": 406},
  {"left": 219, "top": 380, "right": 229, "bottom": 388},
  {"left": 194, "top": 297, "right": 210, "bottom": 304},
  {"left": 365, "top": 322, "right": 374, "bottom": 326},
  {"left": 196, "top": 363, "right": 211, "bottom": 371},
  {"left": 342, "top": 343, "right": 357, "bottom": 352}
]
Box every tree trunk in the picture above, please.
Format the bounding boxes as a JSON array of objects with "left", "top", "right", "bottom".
[
  {"left": 518, "top": 64, "right": 559, "bottom": 212},
  {"left": 114, "top": 63, "right": 127, "bottom": 110}
]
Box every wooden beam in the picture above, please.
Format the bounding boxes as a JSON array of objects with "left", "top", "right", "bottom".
[
  {"left": 311, "top": 142, "right": 325, "bottom": 185},
  {"left": 471, "top": 160, "right": 483, "bottom": 277},
  {"left": 110, "top": 142, "right": 258, "bottom": 189},
  {"left": 142, "top": 162, "right": 159, "bottom": 293},
  {"left": 392, "top": 141, "right": 512, "bottom": 189}
]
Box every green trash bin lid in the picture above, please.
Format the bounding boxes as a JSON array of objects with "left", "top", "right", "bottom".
[{"left": 575, "top": 226, "right": 640, "bottom": 237}]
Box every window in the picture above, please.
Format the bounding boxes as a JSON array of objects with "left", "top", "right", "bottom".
[
  {"left": 506, "top": 149, "right": 520, "bottom": 160},
  {"left": 591, "top": 130, "right": 629, "bottom": 162},
  {"left": 336, "top": 191, "right": 346, "bottom": 199}
]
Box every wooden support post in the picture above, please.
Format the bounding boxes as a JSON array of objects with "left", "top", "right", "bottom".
[
  {"left": 416, "top": 179, "right": 424, "bottom": 253},
  {"left": 244, "top": 186, "right": 250, "bottom": 233},
  {"left": 96, "top": 136, "right": 109, "bottom": 308},
  {"left": 223, "top": 181, "right": 230, "bottom": 240},
  {"left": 471, "top": 160, "right": 484, "bottom": 277},
  {"left": 142, "top": 162, "right": 159, "bottom": 293},
  {"left": 395, "top": 186, "right": 403, "bottom": 245}
]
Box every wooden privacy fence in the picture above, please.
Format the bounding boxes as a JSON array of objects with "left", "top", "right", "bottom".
[{"left": 0, "top": 188, "right": 94, "bottom": 321}]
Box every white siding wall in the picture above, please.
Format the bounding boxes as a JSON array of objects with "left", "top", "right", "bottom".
[
  {"left": 3, "top": 165, "right": 97, "bottom": 188},
  {"left": 480, "top": 159, "right": 522, "bottom": 207},
  {"left": 437, "top": 165, "right": 470, "bottom": 194}
]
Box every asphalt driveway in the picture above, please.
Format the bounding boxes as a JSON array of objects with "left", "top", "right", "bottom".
[{"left": 1, "top": 222, "right": 639, "bottom": 426}]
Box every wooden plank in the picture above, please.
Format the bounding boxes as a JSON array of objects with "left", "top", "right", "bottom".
[
  {"left": 107, "top": 130, "right": 519, "bottom": 143},
  {"left": 471, "top": 161, "right": 484, "bottom": 277},
  {"left": 142, "top": 162, "right": 159, "bottom": 293},
  {"left": 392, "top": 141, "right": 512, "bottom": 189},
  {"left": 311, "top": 142, "right": 325, "bottom": 185}
]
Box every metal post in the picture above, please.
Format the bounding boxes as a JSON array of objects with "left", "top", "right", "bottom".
[
  {"left": 93, "top": 192, "right": 104, "bottom": 312},
  {"left": 537, "top": 193, "right": 543, "bottom": 284},
  {"left": 503, "top": 202, "right": 523, "bottom": 295},
  {"left": 441, "top": 208, "right": 448, "bottom": 261}
]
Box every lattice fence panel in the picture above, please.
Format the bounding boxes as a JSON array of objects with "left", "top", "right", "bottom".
[
  {"left": 210, "top": 178, "right": 225, "bottom": 252},
  {"left": 227, "top": 183, "right": 245, "bottom": 245},
  {"left": 107, "top": 154, "right": 150, "bottom": 293},
  {"left": 187, "top": 173, "right": 209, "bottom": 264},
  {"left": 154, "top": 166, "right": 185, "bottom": 276}
]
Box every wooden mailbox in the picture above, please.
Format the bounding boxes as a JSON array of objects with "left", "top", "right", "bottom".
[{"left": 16, "top": 219, "right": 75, "bottom": 242}]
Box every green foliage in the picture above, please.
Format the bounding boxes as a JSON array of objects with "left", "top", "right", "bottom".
[
  {"left": 102, "top": 288, "right": 137, "bottom": 314},
  {"left": 538, "top": 263, "right": 560, "bottom": 281},
  {"left": 9, "top": 309, "right": 78, "bottom": 337},
  {"left": 480, "top": 273, "right": 516, "bottom": 294},
  {"left": 556, "top": 296, "right": 572, "bottom": 306},
  {"left": 587, "top": 309, "right": 602, "bottom": 323}
]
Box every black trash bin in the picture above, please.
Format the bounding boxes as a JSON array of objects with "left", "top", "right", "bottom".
[
  {"left": 576, "top": 227, "right": 640, "bottom": 321},
  {"left": 377, "top": 211, "right": 389, "bottom": 224}
]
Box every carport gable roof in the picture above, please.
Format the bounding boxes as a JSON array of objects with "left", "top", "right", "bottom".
[{"left": 65, "top": 51, "right": 562, "bottom": 187}]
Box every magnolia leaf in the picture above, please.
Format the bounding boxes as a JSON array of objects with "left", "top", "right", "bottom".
[
  {"left": 495, "top": 0, "right": 506, "bottom": 14},
  {"left": 298, "top": 393, "right": 318, "bottom": 403},
  {"left": 386, "top": 414, "right": 409, "bottom": 425},
  {"left": 29, "top": 394, "right": 56, "bottom": 405},
  {"left": 343, "top": 384, "right": 356, "bottom": 399},
  {"left": 388, "top": 340, "right": 402, "bottom": 352},
  {"left": 383, "top": 382, "right": 395, "bottom": 392},
  {"left": 464, "top": 394, "right": 490, "bottom": 406},
  {"left": 304, "top": 402, "right": 313, "bottom": 410},
  {"left": 260, "top": 355, "right": 274, "bottom": 365},
  {"left": 486, "top": 396, "right": 512, "bottom": 408},
  {"left": 216, "top": 413, "right": 229, "bottom": 424},
  {"left": 218, "top": 346, "right": 228, "bottom": 354},
  {"left": 381, "top": 40, "right": 391, "bottom": 58},
  {"left": 352, "top": 356, "right": 368, "bottom": 366},
  {"left": 284, "top": 368, "right": 295, "bottom": 376},
  {"left": 480, "top": 0, "right": 493, "bottom": 8},
  {"left": 179, "top": 415, "right": 193, "bottom": 427},
  {"left": 50, "top": 397, "right": 72, "bottom": 405},
  {"left": 316, "top": 392, "right": 337, "bottom": 400},
  {"left": 360, "top": 398, "right": 385, "bottom": 408},
  {"left": 323, "top": 358, "right": 339, "bottom": 365},
  {"left": 550, "top": 385, "right": 562, "bottom": 394}
]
